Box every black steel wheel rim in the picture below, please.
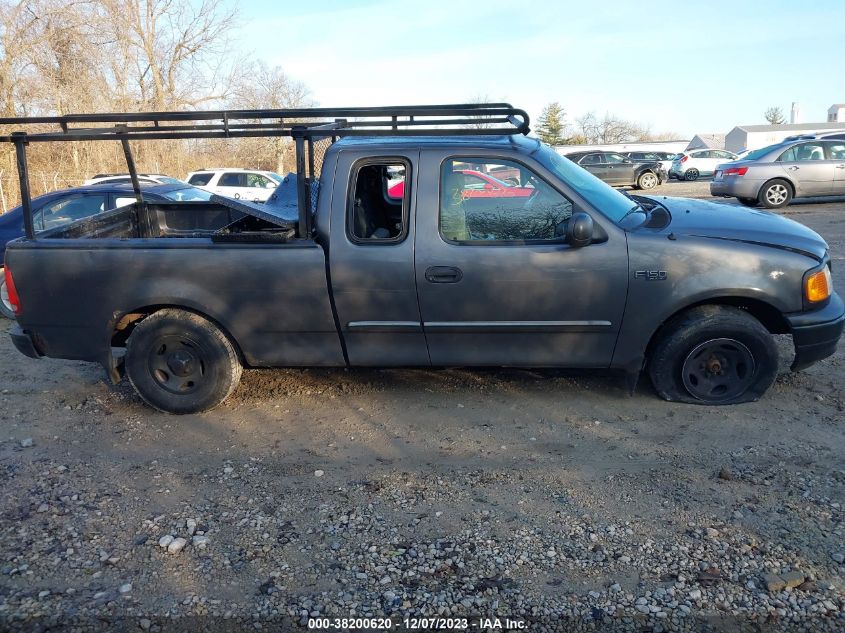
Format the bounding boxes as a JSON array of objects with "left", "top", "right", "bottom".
[
  {"left": 681, "top": 338, "right": 756, "bottom": 402},
  {"left": 147, "top": 335, "right": 207, "bottom": 394}
]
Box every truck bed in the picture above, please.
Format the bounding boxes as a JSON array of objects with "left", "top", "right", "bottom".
[{"left": 6, "top": 199, "right": 345, "bottom": 371}]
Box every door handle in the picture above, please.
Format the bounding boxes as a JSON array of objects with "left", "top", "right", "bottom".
[
  {"left": 836, "top": 164, "right": 845, "bottom": 169},
  {"left": 787, "top": 166, "right": 799, "bottom": 171},
  {"left": 425, "top": 266, "right": 463, "bottom": 284}
]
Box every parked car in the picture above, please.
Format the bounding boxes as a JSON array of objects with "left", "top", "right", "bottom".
[
  {"left": 710, "top": 138, "right": 845, "bottom": 208},
  {"left": 0, "top": 182, "right": 213, "bottom": 318},
  {"left": 84, "top": 173, "right": 185, "bottom": 186},
  {"left": 6, "top": 111, "right": 842, "bottom": 414},
  {"left": 623, "top": 151, "right": 678, "bottom": 175},
  {"left": 564, "top": 151, "right": 665, "bottom": 189},
  {"left": 186, "top": 168, "right": 282, "bottom": 202},
  {"left": 670, "top": 149, "right": 737, "bottom": 181},
  {"left": 387, "top": 169, "right": 533, "bottom": 199}
]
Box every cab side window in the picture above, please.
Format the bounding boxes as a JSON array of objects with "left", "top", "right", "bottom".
[
  {"left": 219, "top": 172, "right": 247, "bottom": 187},
  {"left": 348, "top": 159, "right": 409, "bottom": 243},
  {"left": 439, "top": 158, "right": 573, "bottom": 243}
]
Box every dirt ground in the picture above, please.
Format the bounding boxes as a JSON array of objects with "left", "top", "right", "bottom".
[{"left": 0, "top": 181, "right": 843, "bottom": 632}]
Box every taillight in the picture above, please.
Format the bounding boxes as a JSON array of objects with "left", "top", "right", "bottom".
[
  {"left": 4, "top": 266, "right": 20, "bottom": 314},
  {"left": 724, "top": 167, "right": 748, "bottom": 176},
  {"left": 680, "top": 155, "right": 689, "bottom": 163}
]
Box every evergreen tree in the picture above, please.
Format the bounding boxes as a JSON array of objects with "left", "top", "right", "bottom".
[{"left": 536, "top": 102, "right": 567, "bottom": 145}]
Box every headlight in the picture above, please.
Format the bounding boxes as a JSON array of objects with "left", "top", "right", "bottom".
[{"left": 805, "top": 265, "right": 832, "bottom": 304}]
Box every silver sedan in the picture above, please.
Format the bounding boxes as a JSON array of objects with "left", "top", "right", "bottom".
[{"left": 710, "top": 138, "right": 845, "bottom": 208}]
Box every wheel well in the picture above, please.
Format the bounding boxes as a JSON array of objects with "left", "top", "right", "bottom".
[
  {"left": 761, "top": 177, "right": 794, "bottom": 196},
  {"left": 645, "top": 297, "right": 789, "bottom": 358},
  {"left": 111, "top": 305, "right": 244, "bottom": 362}
]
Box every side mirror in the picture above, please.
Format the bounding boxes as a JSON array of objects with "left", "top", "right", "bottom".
[
  {"left": 265, "top": 182, "right": 276, "bottom": 189},
  {"left": 483, "top": 183, "right": 494, "bottom": 190},
  {"left": 567, "top": 212, "right": 594, "bottom": 247}
]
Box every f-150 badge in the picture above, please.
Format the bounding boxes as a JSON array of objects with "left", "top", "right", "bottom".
[{"left": 634, "top": 270, "right": 667, "bottom": 281}]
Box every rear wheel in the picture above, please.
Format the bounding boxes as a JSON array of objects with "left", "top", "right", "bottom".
[
  {"left": 125, "top": 309, "right": 242, "bottom": 414},
  {"left": 637, "top": 171, "right": 659, "bottom": 190},
  {"left": 684, "top": 169, "right": 700, "bottom": 181},
  {"left": 758, "top": 179, "right": 793, "bottom": 209},
  {"left": 648, "top": 305, "right": 778, "bottom": 405},
  {"left": 737, "top": 197, "right": 758, "bottom": 207}
]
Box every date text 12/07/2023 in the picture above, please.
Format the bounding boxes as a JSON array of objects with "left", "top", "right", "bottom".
[{"left": 307, "top": 616, "right": 527, "bottom": 630}]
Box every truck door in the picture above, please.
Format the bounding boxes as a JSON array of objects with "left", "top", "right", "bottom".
[
  {"left": 414, "top": 151, "right": 628, "bottom": 367},
  {"left": 327, "top": 149, "right": 430, "bottom": 365}
]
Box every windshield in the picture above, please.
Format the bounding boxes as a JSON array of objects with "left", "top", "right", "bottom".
[
  {"left": 160, "top": 186, "right": 214, "bottom": 202},
  {"left": 534, "top": 144, "right": 638, "bottom": 222},
  {"left": 742, "top": 144, "right": 783, "bottom": 161}
]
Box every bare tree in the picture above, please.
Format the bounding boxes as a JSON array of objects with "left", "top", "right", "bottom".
[
  {"left": 228, "top": 61, "right": 312, "bottom": 173},
  {"left": 764, "top": 106, "right": 785, "bottom": 125},
  {"left": 99, "top": 0, "right": 239, "bottom": 110},
  {"left": 575, "top": 111, "right": 656, "bottom": 144}
]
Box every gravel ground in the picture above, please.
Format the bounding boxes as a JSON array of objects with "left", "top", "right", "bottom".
[{"left": 0, "top": 183, "right": 843, "bottom": 632}]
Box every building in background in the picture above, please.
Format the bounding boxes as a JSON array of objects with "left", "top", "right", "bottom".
[
  {"left": 686, "top": 133, "right": 725, "bottom": 151},
  {"left": 791, "top": 102, "right": 800, "bottom": 124},
  {"left": 725, "top": 121, "right": 845, "bottom": 153},
  {"left": 828, "top": 104, "right": 845, "bottom": 122}
]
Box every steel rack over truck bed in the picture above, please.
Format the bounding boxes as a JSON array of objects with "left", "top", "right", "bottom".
[{"left": 1, "top": 103, "right": 842, "bottom": 414}]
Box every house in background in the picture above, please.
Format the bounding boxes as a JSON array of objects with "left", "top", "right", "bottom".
[
  {"left": 725, "top": 121, "right": 845, "bottom": 153},
  {"left": 828, "top": 104, "right": 845, "bottom": 122},
  {"left": 686, "top": 133, "right": 725, "bottom": 151}
]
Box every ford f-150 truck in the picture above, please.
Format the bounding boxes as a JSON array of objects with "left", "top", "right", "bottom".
[{"left": 1, "top": 104, "right": 842, "bottom": 414}]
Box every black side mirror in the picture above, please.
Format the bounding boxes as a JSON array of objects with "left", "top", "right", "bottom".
[{"left": 567, "top": 212, "right": 594, "bottom": 247}]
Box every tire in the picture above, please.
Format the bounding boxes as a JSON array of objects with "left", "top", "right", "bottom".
[
  {"left": 648, "top": 305, "right": 778, "bottom": 405},
  {"left": 125, "top": 309, "right": 242, "bottom": 414},
  {"left": 637, "top": 171, "right": 659, "bottom": 190},
  {"left": 0, "top": 271, "right": 15, "bottom": 319},
  {"left": 758, "top": 179, "right": 793, "bottom": 209},
  {"left": 684, "top": 169, "right": 699, "bottom": 181},
  {"left": 737, "top": 197, "right": 758, "bottom": 207}
]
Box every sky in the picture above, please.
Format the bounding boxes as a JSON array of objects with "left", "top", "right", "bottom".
[{"left": 234, "top": 0, "right": 845, "bottom": 139}]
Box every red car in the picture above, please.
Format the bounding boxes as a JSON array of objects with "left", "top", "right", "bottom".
[{"left": 388, "top": 170, "right": 533, "bottom": 199}]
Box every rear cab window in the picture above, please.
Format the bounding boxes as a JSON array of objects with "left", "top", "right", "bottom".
[{"left": 347, "top": 159, "right": 410, "bottom": 243}]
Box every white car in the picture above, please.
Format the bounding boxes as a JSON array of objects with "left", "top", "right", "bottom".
[
  {"left": 186, "top": 168, "right": 282, "bottom": 202},
  {"left": 669, "top": 149, "right": 738, "bottom": 181},
  {"left": 84, "top": 173, "right": 185, "bottom": 186}
]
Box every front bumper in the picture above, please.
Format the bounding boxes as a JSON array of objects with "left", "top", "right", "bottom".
[
  {"left": 9, "top": 324, "right": 41, "bottom": 359},
  {"left": 786, "top": 292, "right": 845, "bottom": 371}
]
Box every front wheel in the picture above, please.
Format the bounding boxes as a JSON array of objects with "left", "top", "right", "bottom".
[
  {"left": 125, "top": 309, "right": 242, "bottom": 414},
  {"left": 637, "top": 171, "right": 659, "bottom": 190},
  {"left": 758, "top": 179, "right": 793, "bottom": 209},
  {"left": 0, "top": 271, "right": 15, "bottom": 319},
  {"left": 684, "top": 169, "right": 700, "bottom": 181},
  {"left": 648, "top": 305, "right": 778, "bottom": 405}
]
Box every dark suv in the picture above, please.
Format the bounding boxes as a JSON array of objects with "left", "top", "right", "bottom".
[{"left": 565, "top": 151, "right": 666, "bottom": 189}]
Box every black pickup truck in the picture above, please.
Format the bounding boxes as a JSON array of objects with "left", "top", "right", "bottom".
[{"left": 2, "top": 105, "right": 842, "bottom": 413}]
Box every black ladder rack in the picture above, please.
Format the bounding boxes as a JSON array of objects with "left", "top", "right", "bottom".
[{"left": 0, "top": 103, "right": 530, "bottom": 240}]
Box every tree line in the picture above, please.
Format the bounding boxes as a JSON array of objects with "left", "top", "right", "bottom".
[
  {"left": 0, "top": 0, "right": 310, "bottom": 207},
  {"left": 534, "top": 102, "right": 681, "bottom": 146}
]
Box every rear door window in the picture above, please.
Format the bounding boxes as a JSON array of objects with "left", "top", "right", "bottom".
[
  {"left": 348, "top": 159, "right": 409, "bottom": 243},
  {"left": 36, "top": 193, "right": 107, "bottom": 231},
  {"left": 219, "top": 172, "right": 247, "bottom": 187},
  {"left": 824, "top": 141, "right": 845, "bottom": 159}
]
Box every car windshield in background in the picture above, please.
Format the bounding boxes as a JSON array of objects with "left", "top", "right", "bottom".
[
  {"left": 160, "top": 187, "right": 214, "bottom": 202},
  {"left": 742, "top": 144, "right": 782, "bottom": 161},
  {"left": 534, "top": 145, "right": 637, "bottom": 222}
]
